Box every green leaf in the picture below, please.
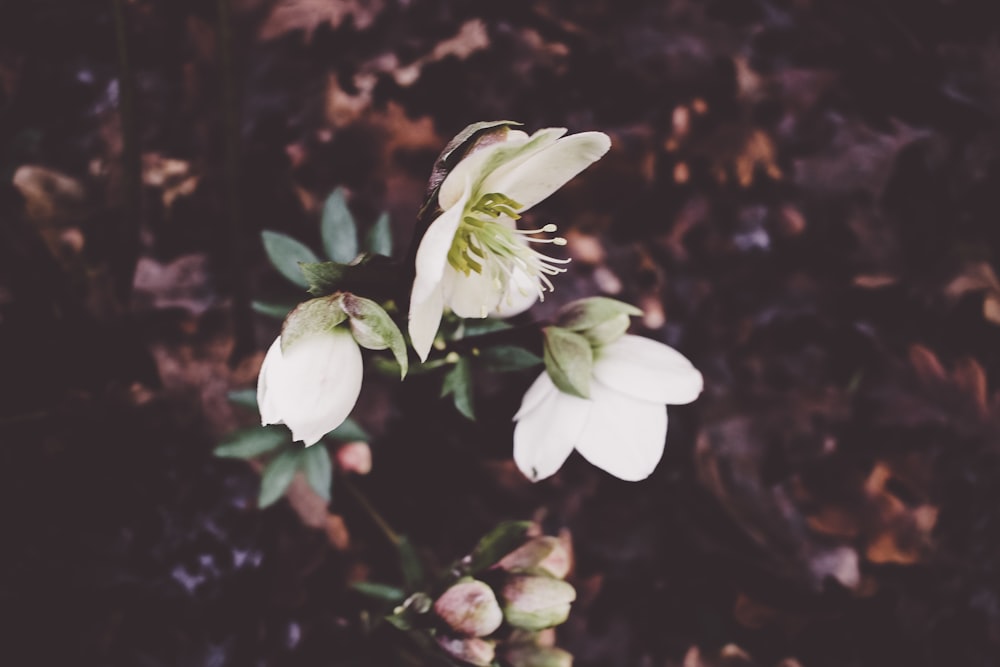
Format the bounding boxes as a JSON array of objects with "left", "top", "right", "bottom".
[
  {"left": 262, "top": 230, "right": 320, "bottom": 289},
  {"left": 252, "top": 299, "right": 295, "bottom": 319},
  {"left": 543, "top": 326, "right": 593, "bottom": 399},
  {"left": 365, "top": 211, "right": 392, "bottom": 257},
  {"left": 478, "top": 345, "right": 543, "bottom": 372},
  {"left": 465, "top": 520, "right": 534, "bottom": 574},
  {"left": 555, "top": 296, "right": 642, "bottom": 332},
  {"left": 226, "top": 388, "right": 258, "bottom": 411},
  {"left": 280, "top": 295, "right": 348, "bottom": 349},
  {"left": 325, "top": 417, "right": 370, "bottom": 443},
  {"left": 461, "top": 318, "right": 512, "bottom": 338},
  {"left": 350, "top": 581, "right": 406, "bottom": 603},
  {"left": 398, "top": 536, "right": 425, "bottom": 591},
  {"left": 301, "top": 444, "right": 333, "bottom": 501},
  {"left": 340, "top": 293, "right": 409, "bottom": 378},
  {"left": 298, "top": 255, "right": 397, "bottom": 298},
  {"left": 258, "top": 448, "right": 302, "bottom": 508},
  {"left": 321, "top": 187, "right": 359, "bottom": 263},
  {"left": 214, "top": 426, "right": 288, "bottom": 459},
  {"left": 441, "top": 358, "right": 475, "bottom": 420}
]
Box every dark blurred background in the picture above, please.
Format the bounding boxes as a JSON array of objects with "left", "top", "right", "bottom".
[{"left": 3, "top": 0, "right": 1000, "bottom": 665}]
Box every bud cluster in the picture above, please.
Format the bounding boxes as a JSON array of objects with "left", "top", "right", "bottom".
[{"left": 432, "top": 527, "right": 577, "bottom": 666}]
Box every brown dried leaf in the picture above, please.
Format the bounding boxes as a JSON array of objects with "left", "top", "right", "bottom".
[
  {"left": 258, "top": 0, "right": 385, "bottom": 42},
  {"left": 908, "top": 344, "right": 947, "bottom": 384}
]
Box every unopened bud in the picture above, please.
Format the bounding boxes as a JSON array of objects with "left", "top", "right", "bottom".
[
  {"left": 501, "top": 575, "right": 576, "bottom": 631},
  {"left": 436, "top": 636, "right": 496, "bottom": 666},
  {"left": 506, "top": 645, "right": 574, "bottom": 667},
  {"left": 496, "top": 537, "right": 571, "bottom": 579},
  {"left": 335, "top": 441, "right": 372, "bottom": 475},
  {"left": 434, "top": 579, "right": 503, "bottom": 637}
]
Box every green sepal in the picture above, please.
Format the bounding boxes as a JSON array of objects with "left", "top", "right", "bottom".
[
  {"left": 339, "top": 293, "right": 409, "bottom": 379},
  {"left": 578, "top": 313, "right": 631, "bottom": 347},
  {"left": 258, "top": 447, "right": 302, "bottom": 508},
  {"left": 542, "top": 326, "right": 593, "bottom": 399},
  {"left": 261, "top": 230, "right": 320, "bottom": 289},
  {"left": 555, "top": 296, "right": 642, "bottom": 333},
  {"left": 301, "top": 443, "right": 333, "bottom": 501},
  {"left": 280, "top": 295, "right": 348, "bottom": 350},
  {"left": 441, "top": 357, "right": 475, "bottom": 420},
  {"left": 321, "top": 187, "right": 359, "bottom": 263},
  {"left": 214, "top": 425, "right": 288, "bottom": 459},
  {"left": 365, "top": 211, "right": 393, "bottom": 257}
]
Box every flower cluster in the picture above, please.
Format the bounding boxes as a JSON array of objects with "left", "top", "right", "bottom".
[{"left": 250, "top": 121, "right": 702, "bottom": 482}]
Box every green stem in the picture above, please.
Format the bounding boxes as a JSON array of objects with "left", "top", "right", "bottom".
[
  {"left": 341, "top": 476, "right": 403, "bottom": 547},
  {"left": 111, "top": 0, "right": 141, "bottom": 301},
  {"left": 216, "top": 0, "right": 254, "bottom": 363}
]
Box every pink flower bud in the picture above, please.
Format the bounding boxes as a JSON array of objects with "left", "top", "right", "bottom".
[
  {"left": 436, "top": 636, "right": 496, "bottom": 666},
  {"left": 434, "top": 579, "right": 504, "bottom": 637},
  {"left": 496, "top": 536, "right": 571, "bottom": 579},
  {"left": 335, "top": 441, "right": 372, "bottom": 475}
]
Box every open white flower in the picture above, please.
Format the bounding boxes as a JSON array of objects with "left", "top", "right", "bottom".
[
  {"left": 257, "top": 330, "right": 363, "bottom": 446},
  {"left": 513, "top": 335, "right": 703, "bottom": 482},
  {"left": 409, "top": 127, "right": 611, "bottom": 361}
]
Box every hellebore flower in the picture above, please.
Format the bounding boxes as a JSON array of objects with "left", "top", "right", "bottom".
[
  {"left": 408, "top": 127, "right": 611, "bottom": 361},
  {"left": 513, "top": 335, "right": 703, "bottom": 482},
  {"left": 257, "top": 330, "right": 363, "bottom": 446}
]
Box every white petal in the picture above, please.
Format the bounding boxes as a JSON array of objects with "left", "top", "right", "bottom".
[
  {"left": 408, "top": 283, "right": 445, "bottom": 363},
  {"left": 470, "top": 128, "right": 566, "bottom": 197},
  {"left": 573, "top": 381, "right": 667, "bottom": 481},
  {"left": 412, "top": 185, "right": 470, "bottom": 307},
  {"left": 492, "top": 265, "right": 541, "bottom": 318},
  {"left": 270, "top": 331, "right": 363, "bottom": 446},
  {"left": 438, "top": 133, "right": 527, "bottom": 210},
  {"left": 513, "top": 375, "right": 590, "bottom": 481},
  {"left": 443, "top": 263, "right": 504, "bottom": 319},
  {"left": 592, "top": 335, "right": 703, "bottom": 405},
  {"left": 481, "top": 132, "right": 611, "bottom": 211},
  {"left": 513, "top": 371, "right": 558, "bottom": 420},
  {"left": 257, "top": 336, "right": 285, "bottom": 426}
]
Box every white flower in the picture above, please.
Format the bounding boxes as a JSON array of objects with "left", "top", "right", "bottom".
[
  {"left": 513, "top": 335, "right": 703, "bottom": 482},
  {"left": 408, "top": 127, "right": 611, "bottom": 361},
  {"left": 257, "top": 330, "right": 363, "bottom": 446}
]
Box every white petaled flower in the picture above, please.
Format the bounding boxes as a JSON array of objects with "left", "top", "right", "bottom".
[
  {"left": 408, "top": 127, "right": 612, "bottom": 361},
  {"left": 257, "top": 330, "right": 364, "bottom": 446},
  {"left": 513, "top": 335, "right": 703, "bottom": 482}
]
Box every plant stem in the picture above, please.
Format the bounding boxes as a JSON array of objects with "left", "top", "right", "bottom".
[{"left": 341, "top": 476, "right": 403, "bottom": 547}]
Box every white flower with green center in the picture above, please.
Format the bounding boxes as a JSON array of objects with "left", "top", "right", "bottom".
[
  {"left": 513, "top": 335, "right": 703, "bottom": 482},
  {"left": 408, "top": 127, "right": 611, "bottom": 361}
]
